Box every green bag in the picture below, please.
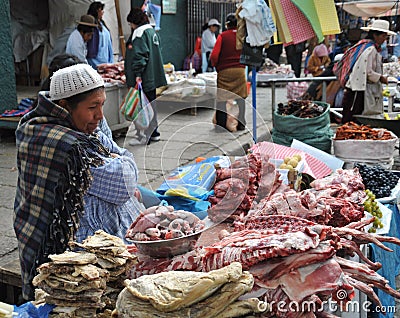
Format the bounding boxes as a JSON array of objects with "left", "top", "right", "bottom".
[
  {"left": 273, "top": 102, "right": 331, "bottom": 135},
  {"left": 272, "top": 102, "right": 333, "bottom": 153},
  {"left": 272, "top": 129, "right": 333, "bottom": 153}
]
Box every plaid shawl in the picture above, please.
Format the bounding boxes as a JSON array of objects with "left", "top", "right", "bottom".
[
  {"left": 333, "top": 39, "right": 375, "bottom": 88},
  {"left": 14, "top": 92, "right": 110, "bottom": 300}
]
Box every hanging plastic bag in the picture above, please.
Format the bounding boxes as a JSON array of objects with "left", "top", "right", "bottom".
[
  {"left": 119, "top": 84, "right": 141, "bottom": 121},
  {"left": 240, "top": 41, "right": 265, "bottom": 67},
  {"left": 120, "top": 83, "right": 154, "bottom": 128},
  {"left": 134, "top": 83, "right": 154, "bottom": 129}
]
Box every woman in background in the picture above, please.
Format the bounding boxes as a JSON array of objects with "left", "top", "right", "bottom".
[
  {"left": 125, "top": 8, "right": 167, "bottom": 145},
  {"left": 201, "top": 18, "right": 220, "bottom": 73},
  {"left": 307, "top": 43, "right": 331, "bottom": 77},
  {"left": 210, "top": 13, "right": 247, "bottom": 131},
  {"left": 338, "top": 20, "right": 393, "bottom": 123},
  {"left": 87, "top": 1, "right": 114, "bottom": 69},
  {"left": 66, "top": 15, "right": 97, "bottom": 64}
]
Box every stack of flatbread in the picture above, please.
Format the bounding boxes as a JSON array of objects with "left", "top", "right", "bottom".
[
  {"left": 70, "top": 230, "right": 137, "bottom": 308},
  {"left": 114, "top": 262, "right": 268, "bottom": 318},
  {"left": 33, "top": 251, "right": 109, "bottom": 317}
]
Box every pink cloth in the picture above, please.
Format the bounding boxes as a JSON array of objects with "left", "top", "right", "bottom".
[
  {"left": 280, "top": 0, "right": 315, "bottom": 45},
  {"left": 313, "top": 43, "right": 329, "bottom": 57},
  {"left": 251, "top": 141, "right": 332, "bottom": 179}
]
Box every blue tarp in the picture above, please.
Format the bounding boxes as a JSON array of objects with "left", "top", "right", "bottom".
[
  {"left": 369, "top": 203, "right": 400, "bottom": 318},
  {"left": 155, "top": 156, "right": 230, "bottom": 214}
]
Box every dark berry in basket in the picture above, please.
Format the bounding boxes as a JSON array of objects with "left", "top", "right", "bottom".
[{"left": 354, "top": 163, "right": 400, "bottom": 198}]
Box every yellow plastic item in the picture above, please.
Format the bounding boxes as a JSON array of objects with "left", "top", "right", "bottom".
[
  {"left": 165, "top": 187, "right": 200, "bottom": 201},
  {"left": 383, "top": 113, "right": 390, "bottom": 120}
]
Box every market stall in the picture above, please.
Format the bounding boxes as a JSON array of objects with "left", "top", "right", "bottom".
[
  {"left": 255, "top": 58, "right": 294, "bottom": 82},
  {"left": 346, "top": 59, "right": 400, "bottom": 139},
  {"left": 96, "top": 62, "right": 131, "bottom": 133},
  {"left": 4, "top": 133, "right": 400, "bottom": 318},
  {"left": 158, "top": 68, "right": 218, "bottom": 115},
  {"left": 5, "top": 1, "right": 400, "bottom": 316},
  {"left": 97, "top": 60, "right": 218, "bottom": 128},
  {"left": 336, "top": 0, "right": 400, "bottom": 19},
  {"left": 248, "top": 0, "right": 341, "bottom": 143}
]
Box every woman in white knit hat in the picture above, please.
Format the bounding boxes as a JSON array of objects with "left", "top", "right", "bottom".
[
  {"left": 14, "top": 63, "right": 143, "bottom": 300},
  {"left": 201, "top": 18, "right": 221, "bottom": 73}
]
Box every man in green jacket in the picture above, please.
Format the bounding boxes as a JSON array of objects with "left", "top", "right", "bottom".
[{"left": 125, "top": 8, "right": 167, "bottom": 145}]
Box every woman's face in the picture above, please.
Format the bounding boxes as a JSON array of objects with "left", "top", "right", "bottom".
[
  {"left": 374, "top": 33, "right": 389, "bottom": 46},
  {"left": 83, "top": 31, "right": 94, "bottom": 42},
  {"left": 210, "top": 25, "right": 219, "bottom": 33},
  {"left": 129, "top": 22, "right": 138, "bottom": 30},
  {"left": 98, "top": 7, "right": 104, "bottom": 20},
  {"left": 68, "top": 89, "right": 106, "bottom": 134}
]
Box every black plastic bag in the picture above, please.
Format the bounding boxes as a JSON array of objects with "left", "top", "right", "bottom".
[{"left": 240, "top": 41, "right": 264, "bottom": 67}]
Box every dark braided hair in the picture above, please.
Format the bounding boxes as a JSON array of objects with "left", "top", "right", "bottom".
[
  {"left": 87, "top": 1, "right": 108, "bottom": 31},
  {"left": 127, "top": 8, "right": 149, "bottom": 27},
  {"left": 41, "top": 54, "right": 83, "bottom": 91}
]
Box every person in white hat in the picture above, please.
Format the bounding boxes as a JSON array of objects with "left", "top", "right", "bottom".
[
  {"left": 201, "top": 18, "right": 221, "bottom": 73},
  {"left": 337, "top": 19, "right": 395, "bottom": 123},
  {"left": 66, "top": 15, "right": 98, "bottom": 63},
  {"left": 14, "top": 63, "right": 144, "bottom": 300}
]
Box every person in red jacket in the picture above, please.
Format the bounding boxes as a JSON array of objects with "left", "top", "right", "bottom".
[{"left": 210, "top": 13, "right": 248, "bottom": 131}]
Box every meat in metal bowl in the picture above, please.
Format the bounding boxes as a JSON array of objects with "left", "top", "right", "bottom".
[
  {"left": 129, "top": 229, "right": 205, "bottom": 258},
  {"left": 126, "top": 205, "right": 213, "bottom": 258}
]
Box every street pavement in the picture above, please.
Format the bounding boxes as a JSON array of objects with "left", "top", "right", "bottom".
[{"left": 0, "top": 84, "right": 286, "bottom": 268}]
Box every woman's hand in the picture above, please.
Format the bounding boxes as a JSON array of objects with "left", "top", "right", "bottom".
[
  {"left": 136, "top": 77, "right": 142, "bottom": 84},
  {"left": 380, "top": 75, "right": 388, "bottom": 84},
  {"left": 134, "top": 188, "right": 142, "bottom": 201},
  {"left": 110, "top": 153, "right": 120, "bottom": 158}
]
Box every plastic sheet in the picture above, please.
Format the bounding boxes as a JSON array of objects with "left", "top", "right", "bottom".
[
  {"left": 14, "top": 302, "right": 55, "bottom": 318},
  {"left": 369, "top": 203, "right": 400, "bottom": 318}
]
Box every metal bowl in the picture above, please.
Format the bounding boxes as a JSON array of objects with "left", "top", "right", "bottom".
[{"left": 129, "top": 217, "right": 214, "bottom": 258}]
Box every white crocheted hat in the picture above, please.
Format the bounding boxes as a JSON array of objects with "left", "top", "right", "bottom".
[{"left": 50, "top": 64, "right": 104, "bottom": 101}]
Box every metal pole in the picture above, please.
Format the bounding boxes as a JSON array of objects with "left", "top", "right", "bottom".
[
  {"left": 252, "top": 66, "right": 257, "bottom": 143},
  {"left": 271, "top": 82, "right": 276, "bottom": 126},
  {"left": 322, "top": 81, "right": 327, "bottom": 102}
]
